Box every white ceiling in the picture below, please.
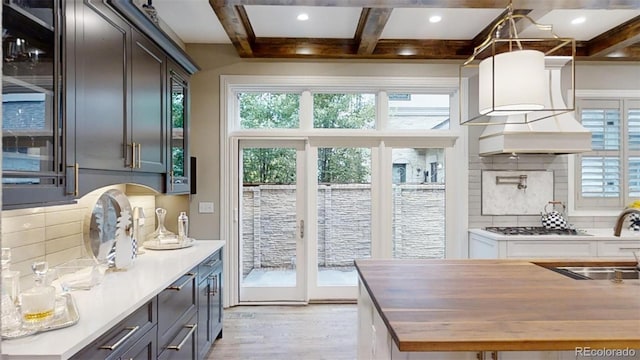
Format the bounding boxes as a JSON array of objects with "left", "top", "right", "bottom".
[
  {"left": 151, "top": 2, "right": 640, "bottom": 45},
  {"left": 381, "top": 8, "right": 504, "bottom": 40},
  {"left": 152, "top": 0, "right": 230, "bottom": 43},
  {"left": 244, "top": 5, "right": 363, "bottom": 38},
  {"left": 519, "top": 9, "right": 640, "bottom": 41}
]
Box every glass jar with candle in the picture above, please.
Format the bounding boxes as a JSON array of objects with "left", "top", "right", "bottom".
[{"left": 20, "top": 261, "right": 56, "bottom": 328}]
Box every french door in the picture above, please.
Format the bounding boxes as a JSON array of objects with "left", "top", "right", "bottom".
[{"left": 238, "top": 140, "right": 307, "bottom": 302}]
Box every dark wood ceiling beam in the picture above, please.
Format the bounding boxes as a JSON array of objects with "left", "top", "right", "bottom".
[
  {"left": 585, "top": 15, "right": 640, "bottom": 57},
  {"left": 251, "top": 37, "right": 358, "bottom": 58},
  {"left": 212, "top": 0, "right": 640, "bottom": 9},
  {"left": 355, "top": 8, "right": 393, "bottom": 55},
  {"left": 209, "top": 1, "right": 254, "bottom": 57}
]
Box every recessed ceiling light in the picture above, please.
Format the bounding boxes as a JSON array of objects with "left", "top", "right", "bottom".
[
  {"left": 398, "top": 48, "right": 416, "bottom": 56},
  {"left": 571, "top": 17, "right": 586, "bottom": 25},
  {"left": 297, "top": 13, "right": 309, "bottom": 21},
  {"left": 429, "top": 15, "right": 442, "bottom": 23}
]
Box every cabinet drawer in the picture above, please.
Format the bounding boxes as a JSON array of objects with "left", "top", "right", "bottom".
[
  {"left": 506, "top": 241, "right": 596, "bottom": 258},
  {"left": 158, "top": 270, "right": 197, "bottom": 350},
  {"left": 71, "top": 298, "right": 156, "bottom": 360},
  {"left": 198, "top": 250, "right": 222, "bottom": 282},
  {"left": 597, "top": 241, "right": 640, "bottom": 257},
  {"left": 119, "top": 324, "right": 157, "bottom": 360},
  {"left": 159, "top": 311, "right": 198, "bottom": 359}
]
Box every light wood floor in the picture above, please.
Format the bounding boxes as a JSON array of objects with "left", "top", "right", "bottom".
[{"left": 206, "top": 304, "right": 358, "bottom": 360}]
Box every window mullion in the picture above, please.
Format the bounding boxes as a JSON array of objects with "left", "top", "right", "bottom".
[{"left": 300, "top": 90, "right": 313, "bottom": 130}]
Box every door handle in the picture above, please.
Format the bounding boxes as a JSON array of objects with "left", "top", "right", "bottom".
[{"left": 300, "top": 219, "right": 304, "bottom": 239}]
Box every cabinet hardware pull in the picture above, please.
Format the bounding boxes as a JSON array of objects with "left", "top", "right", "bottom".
[
  {"left": 208, "top": 274, "right": 218, "bottom": 296},
  {"left": 619, "top": 247, "right": 640, "bottom": 250},
  {"left": 65, "top": 163, "right": 79, "bottom": 196},
  {"left": 300, "top": 219, "right": 304, "bottom": 239},
  {"left": 130, "top": 142, "right": 137, "bottom": 169},
  {"left": 137, "top": 143, "right": 142, "bottom": 168},
  {"left": 99, "top": 326, "right": 139, "bottom": 350},
  {"left": 170, "top": 171, "right": 174, "bottom": 191},
  {"left": 205, "top": 259, "right": 221, "bottom": 268},
  {"left": 165, "top": 272, "right": 195, "bottom": 291},
  {"left": 167, "top": 324, "right": 197, "bottom": 351}
]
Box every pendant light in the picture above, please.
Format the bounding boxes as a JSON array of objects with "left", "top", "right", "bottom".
[{"left": 459, "top": 1, "right": 576, "bottom": 125}]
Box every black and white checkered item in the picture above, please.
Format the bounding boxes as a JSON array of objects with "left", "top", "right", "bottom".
[
  {"left": 630, "top": 213, "right": 640, "bottom": 231},
  {"left": 541, "top": 210, "right": 568, "bottom": 230}
]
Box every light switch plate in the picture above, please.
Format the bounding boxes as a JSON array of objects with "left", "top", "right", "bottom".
[{"left": 199, "top": 202, "right": 214, "bottom": 214}]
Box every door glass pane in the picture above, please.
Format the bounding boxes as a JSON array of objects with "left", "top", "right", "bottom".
[
  {"left": 392, "top": 148, "right": 446, "bottom": 259},
  {"left": 241, "top": 147, "right": 298, "bottom": 288},
  {"left": 317, "top": 147, "right": 371, "bottom": 286},
  {"left": 3, "top": 0, "right": 58, "bottom": 184},
  {"left": 313, "top": 93, "right": 375, "bottom": 129},
  {"left": 388, "top": 93, "right": 450, "bottom": 130},
  {"left": 239, "top": 92, "right": 300, "bottom": 129},
  {"left": 170, "top": 75, "right": 187, "bottom": 187}
]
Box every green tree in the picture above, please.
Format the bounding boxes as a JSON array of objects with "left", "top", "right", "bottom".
[
  {"left": 240, "top": 92, "right": 374, "bottom": 184},
  {"left": 240, "top": 93, "right": 299, "bottom": 129}
]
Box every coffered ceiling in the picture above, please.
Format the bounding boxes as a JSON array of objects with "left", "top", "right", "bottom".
[{"left": 151, "top": 0, "right": 640, "bottom": 61}]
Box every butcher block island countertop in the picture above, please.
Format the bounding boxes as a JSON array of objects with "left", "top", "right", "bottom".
[{"left": 355, "top": 259, "right": 640, "bottom": 353}]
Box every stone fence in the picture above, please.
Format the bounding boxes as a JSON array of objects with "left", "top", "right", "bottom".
[{"left": 242, "top": 184, "right": 445, "bottom": 276}]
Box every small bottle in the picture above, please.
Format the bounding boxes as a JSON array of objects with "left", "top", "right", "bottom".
[
  {"left": 1, "top": 248, "right": 21, "bottom": 305},
  {"left": 178, "top": 211, "right": 189, "bottom": 242},
  {"left": 20, "top": 261, "right": 56, "bottom": 328}
]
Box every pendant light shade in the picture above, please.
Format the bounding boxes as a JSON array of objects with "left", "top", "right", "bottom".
[{"left": 478, "top": 50, "right": 546, "bottom": 116}]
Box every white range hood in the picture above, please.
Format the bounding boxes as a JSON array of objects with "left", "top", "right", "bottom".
[{"left": 478, "top": 60, "right": 592, "bottom": 156}]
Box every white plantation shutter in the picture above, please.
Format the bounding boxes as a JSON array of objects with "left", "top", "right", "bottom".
[
  {"left": 630, "top": 157, "right": 640, "bottom": 197},
  {"left": 628, "top": 102, "right": 640, "bottom": 198},
  {"left": 581, "top": 157, "right": 620, "bottom": 197},
  {"left": 576, "top": 99, "right": 640, "bottom": 209}
]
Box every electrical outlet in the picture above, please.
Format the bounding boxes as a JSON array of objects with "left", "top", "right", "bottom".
[{"left": 199, "top": 202, "right": 214, "bottom": 214}]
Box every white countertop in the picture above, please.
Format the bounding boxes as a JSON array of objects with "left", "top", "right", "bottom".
[
  {"left": 2, "top": 240, "right": 225, "bottom": 360},
  {"left": 469, "top": 228, "right": 640, "bottom": 240}
]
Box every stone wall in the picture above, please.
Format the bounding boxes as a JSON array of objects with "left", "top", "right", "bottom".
[{"left": 242, "top": 184, "right": 445, "bottom": 275}]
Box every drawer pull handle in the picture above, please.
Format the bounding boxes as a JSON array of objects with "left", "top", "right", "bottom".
[
  {"left": 99, "top": 326, "right": 140, "bottom": 350},
  {"left": 166, "top": 273, "right": 195, "bottom": 291},
  {"left": 205, "top": 259, "right": 221, "bottom": 268},
  {"left": 167, "top": 324, "right": 197, "bottom": 351},
  {"left": 619, "top": 247, "right": 640, "bottom": 250}
]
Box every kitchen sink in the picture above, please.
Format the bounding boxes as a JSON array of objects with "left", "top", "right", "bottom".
[{"left": 551, "top": 266, "right": 639, "bottom": 280}]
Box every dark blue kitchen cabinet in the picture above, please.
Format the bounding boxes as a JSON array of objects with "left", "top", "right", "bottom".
[
  {"left": 2, "top": 0, "right": 198, "bottom": 209},
  {"left": 1, "top": 0, "right": 75, "bottom": 209}
]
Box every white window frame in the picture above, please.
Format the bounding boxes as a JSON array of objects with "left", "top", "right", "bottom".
[
  {"left": 219, "top": 75, "right": 469, "bottom": 306},
  {"left": 568, "top": 90, "right": 640, "bottom": 216}
]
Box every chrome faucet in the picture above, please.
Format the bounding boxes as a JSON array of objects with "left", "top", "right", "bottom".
[
  {"left": 613, "top": 208, "right": 640, "bottom": 236},
  {"left": 613, "top": 208, "right": 640, "bottom": 271}
]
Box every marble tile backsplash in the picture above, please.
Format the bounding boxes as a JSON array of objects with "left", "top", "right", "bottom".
[
  {"left": 468, "top": 153, "right": 618, "bottom": 230},
  {"left": 1, "top": 185, "right": 156, "bottom": 290}
]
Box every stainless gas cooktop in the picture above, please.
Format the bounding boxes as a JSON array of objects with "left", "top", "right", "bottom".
[{"left": 483, "top": 226, "right": 581, "bottom": 236}]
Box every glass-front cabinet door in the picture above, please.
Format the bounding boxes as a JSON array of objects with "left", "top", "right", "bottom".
[
  {"left": 167, "top": 65, "right": 190, "bottom": 193},
  {"left": 2, "top": 0, "right": 71, "bottom": 208}
]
